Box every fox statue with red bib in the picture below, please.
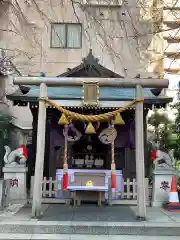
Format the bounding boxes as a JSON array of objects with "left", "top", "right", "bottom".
[
  {"left": 151, "top": 143, "right": 173, "bottom": 170},
  {"left": 4, "top": 145, "right": 28, "bottom": 166}
]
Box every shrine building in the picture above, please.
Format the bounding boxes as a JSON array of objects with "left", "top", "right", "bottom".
[{"left": 7, "top": 51, "right": 171, "bottom": 213}]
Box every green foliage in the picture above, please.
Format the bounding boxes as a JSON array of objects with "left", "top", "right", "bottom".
[
  {"left": 172, "top": 103, "right": 180, "bottom": 160},
  {"left": 169, "top": 103, "right": 180, "bottom": 188},
  {"left": 148, "top": 109, "right": 175, "bottom": 150},
  {"left": 159, "top": 124, "right": 177, "bottom": 150},
  {"left": 148, "top": 109, "right": 170, "bottom": 128},
  {"left": 173, "top": 160, "right": 180, "bottom": 190}
]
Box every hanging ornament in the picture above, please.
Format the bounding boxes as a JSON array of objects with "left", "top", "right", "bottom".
[
  {"left": 63, "top": 123, "right": 82, "bottom": 142},
  {"left": 99, "top": 127, "right": 117, "bottom": 144},
  {"left": 85, "top": 122, "right": 96, "bottom": 134},
  {"left": 62, "top": 164, "right": 68, "bottom": 190},
  {"left": 62, "top": 125, "right": 68, "bottom": 190},
  {"left": 58, "top": 113, "right": 69, "bottom": 125},
  {"left": 111, "top": 168, "right": 117, "bottom": 188},
  {"left": 111, "top": 140, "right": 117, "bottom": 189},
  {"left": 113, "top": 113, "right": 125, "bottom": 125}
]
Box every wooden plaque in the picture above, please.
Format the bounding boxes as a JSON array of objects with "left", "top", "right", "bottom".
[{"left": 82, "top": 82, "right": 99, "bottom": 106}]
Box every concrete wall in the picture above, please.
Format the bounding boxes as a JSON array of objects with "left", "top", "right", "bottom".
[{"left": 0, "top": 0, "right": 161, "bottom": 77}]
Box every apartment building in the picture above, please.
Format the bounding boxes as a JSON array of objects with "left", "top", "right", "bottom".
[
  {"left": 163, "top": 0, "right": 180, "bottom": 101},
  {"left": 0, "top": 0, "right": 167, "bottom": 144},
  {"left": 0, "top": 0, "right": 165, "bottom": 75}
]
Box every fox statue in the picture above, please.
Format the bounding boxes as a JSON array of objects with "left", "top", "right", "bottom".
[{"left": 4, "top": 145, "right": 28, "bottom": 166}]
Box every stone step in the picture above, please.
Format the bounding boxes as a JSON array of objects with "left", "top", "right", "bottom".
[
  {"left": 0, "top": 234, "right": 180, "bottom": 240},
  {"left": 0, "top": 234, "right": 103, "bottom": 240},
  {"left": 0, "top": 221, "right": 180, "bottom": 236}
]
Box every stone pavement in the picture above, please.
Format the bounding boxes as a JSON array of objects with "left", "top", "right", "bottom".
[
  {"left": 1, "top": 203, "right": 180, "bottom": 223},
  {"left": 0, "top": 204, "right": 180, "bottom": 237}
]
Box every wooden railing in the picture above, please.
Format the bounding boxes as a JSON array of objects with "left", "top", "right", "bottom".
[{"left": 30, "top": 176, "right": 150, "bottom": 204}]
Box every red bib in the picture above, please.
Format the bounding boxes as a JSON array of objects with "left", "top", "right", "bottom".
[
  {"left": 17, "top": 145, "right": 28, "bottom": 159},
  {"left": 151, "top": 150, "right": 156, "bottom": 161}
]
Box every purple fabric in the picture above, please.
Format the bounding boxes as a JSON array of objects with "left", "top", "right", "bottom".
[
  {"left": 50, "top": 126, "right": 64, "bottom": 147},
  {"left": 50, "top": 121, "right": 135, "bottom": 149},
  {"left": 114, "top": 123, "right": 135, "bottom": 148}
]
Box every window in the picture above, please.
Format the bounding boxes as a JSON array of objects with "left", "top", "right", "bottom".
[{"left": 51, "top": 23, "right": 82, "bottom": 49}]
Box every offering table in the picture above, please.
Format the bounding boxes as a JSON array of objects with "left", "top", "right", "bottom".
[
  {"left": 68, "top": 172, "right": 107, "bottom": 206},
  {"left": 67, "top": 185, "right": 108, "bottom": 207}
]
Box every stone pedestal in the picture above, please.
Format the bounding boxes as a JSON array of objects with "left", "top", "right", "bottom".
[
  {"left": 0, "top": 179, "right": 10, "bottom": 210},
  {"left": 151, "top": 169, "right": 174, "bottom": 207},
  {"left": 3, "top": 165, "right": 28, "bottom": 204}
]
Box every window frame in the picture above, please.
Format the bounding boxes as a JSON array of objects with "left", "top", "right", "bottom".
[{"left": 50, "top": 22, "right": 82, "bottom": 49}]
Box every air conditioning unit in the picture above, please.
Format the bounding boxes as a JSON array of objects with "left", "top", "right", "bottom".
[{"left": 82, "top": 0, "right": 122, "bottom": 6}]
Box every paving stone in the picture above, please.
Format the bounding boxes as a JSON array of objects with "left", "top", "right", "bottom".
[
  {"left": 42, "top": 205, "right": 136, "bottom": 222},
  {"left": 1, "top": 204, "right": 180, "bottom": 236},
  {"left": 1, "top": 204, "right": 179, "bottom": 224}
]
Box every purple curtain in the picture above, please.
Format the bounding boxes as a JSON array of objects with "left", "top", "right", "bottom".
[
  {"left": 50, "top": 125, "right": 64, "bottom": 148},
  {"left": 114, "top": 122, "right": 135, "bottom": 148},
  {"left": 50, "top": 121, "right": 135, "bottom": 149}
]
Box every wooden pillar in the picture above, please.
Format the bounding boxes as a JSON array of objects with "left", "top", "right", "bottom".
[
  {"left": 143, "top": 110, "right": 148, "bottom": 177},
  {"left": 32, "top": 83, "right": 47, "bottom": 218},
  {"left": 135, "top": 85, "right": 146, "bottom": 220}
]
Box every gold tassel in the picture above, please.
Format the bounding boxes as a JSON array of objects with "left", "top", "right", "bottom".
[
  {"left": 58, "top": 113, "right": 69, "bottom": 125},
  {"left": 85, "top": 122, "right": 96, "bottom": 134},
  {"left": 113, "top": 113, "right": 125, "bottom": 125}
]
